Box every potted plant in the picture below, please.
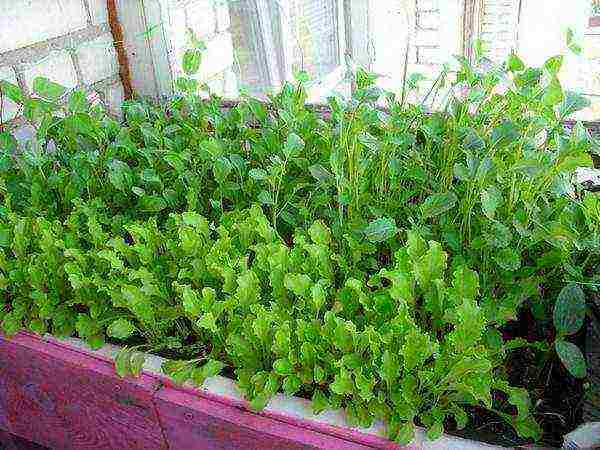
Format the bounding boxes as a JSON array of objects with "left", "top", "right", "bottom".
[{"left": 0, "top": 45, "right": 597, "bottom": 449}]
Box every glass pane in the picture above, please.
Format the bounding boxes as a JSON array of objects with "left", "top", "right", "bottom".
[
  {"left": 166, "top": 0, "right": 239, "bottom": 98},
  {"left": 165, "top": 0, "right": 345, "bottom": 101},
  {"left": 369, "top": 0, "right": 460, "bottom": 107},
  {"left": 284, "top": 0, "right": 340, "bottom": 78},
  {"left": 517, "top": 0, "right": 598, "bottom": 120},
  {"left": 479, "top": 0, "right": 519, "bottom": 63}
]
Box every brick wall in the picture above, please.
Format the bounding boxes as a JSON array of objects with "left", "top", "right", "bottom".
[
  {"left": 368, "top": 0, "right": 462, "bottom": 104},
  {"left": 370, "top": 0, "right": 441, "bottom": 92},
  {"left": 0, "top": 0, "right": 124, "bottom": 127}
]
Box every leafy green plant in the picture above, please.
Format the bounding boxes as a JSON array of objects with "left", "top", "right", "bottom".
[
  {"left": 553, "top": 283, "right": 588, "bottom": 378},
  {"left": 0, "top": 39, "right": 597, "bottom": 445}
]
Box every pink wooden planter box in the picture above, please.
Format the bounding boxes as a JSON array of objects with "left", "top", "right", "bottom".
[{"left": 0, "top": 332, "right": 501, "bottom": 450}]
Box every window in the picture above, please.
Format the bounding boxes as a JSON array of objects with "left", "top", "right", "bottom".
[
  {"left": 229, "top": 0, "right": 344, "bottom": 98},
  {"left": 478, "top": 0, "right": 520, "bottom": 63},
  {"left": 132, "top": 0, "right": 600, "bottom": 118}
]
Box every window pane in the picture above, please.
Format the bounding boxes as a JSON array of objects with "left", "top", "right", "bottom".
[
  {"left": 285, "top": 0, "right": 340, "bottom": 78},
  {"left": 166, "top": 0, "right": 239, "bottom": 97},
  {"left": 369, "top": 0, "right": 461, "bottom": 106},
  {"left": 164, "top": 0, "right": 344, "bottom": 100},
  {"left": 516, "top": 0, "right": 597, "bottom": 119},
  {"left": 479, "top": 0, "right": 519, "bottom": 63}
]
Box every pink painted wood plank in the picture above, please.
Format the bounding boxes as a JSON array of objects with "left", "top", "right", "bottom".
[
  {"left": 155, "top": 386, "right": 375, "bottom": 450},
  {"left": 156, "top": 378, "right": 406, "bottom": 450},
  {"left": 0, "top": 332, "right": 413, "bottom": 449},
  {"left": 0, "top": 333, "right": 167, "bottom": 450},
  {"left": 0, "top": 357, "right": 10, "bottom": 432}
]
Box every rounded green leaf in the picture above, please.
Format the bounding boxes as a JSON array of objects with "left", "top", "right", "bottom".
[
  {"left": 553, "top": 283, "right": 586, "bottom": 335},
  {"left": 129, "top": 352, "right": 146, "bottom": 377},
  {"left": 139, "top": 195, "right": 167, "bottom": 212},
  {"left": 452, "top": 265, "right": 479, "bottom": 300},
  {"left": 107, "top": 318, "right": 136, "bottom": 339},
  {"left": 308, "top": 164, "right": 333, "bottom": 184},
  {"left": 363, "top": 217, "right": 398, "bottom": 243},
  {"left": 176, "top": 76, "right": 199, "bottom": 93},
  {"left": 559, "top": 91, "right": 591, "bottom": 118},
  {"left": 192, "top": 359, "right": 225, "bottom": 385},
  {"left": 0, "top": 80, "right": 25, "bottom": 103},
  {"left": 543, "top": 55, "right": 563, "bottom": 75},
  {"left": 202, "top": 359, "right": 225, "bottom": 378},
  {"left": 451, "top": 407, "right": 468, "bottom": 430},
  {"left": 283, "top": 132, "right": 305, "bottom": 158},
  {"left": 421, "top": 192, "right": 458, "bottom": 219},
  {"left": 76, "top": 313, "right": 97, "bottom": 338},
  {"left": 182, "top": 49, "right": 202, "bottom": 75},
  {"left": 507, "top": 52, "right": 525, "bottom": 72},
  {"left": 555, "top": 340, "right": 587, "bottom": 378},
  {"left": 248, "top": 168, "right": 268, "bottom": 180},
  {"left": 311, "top": 389, "right": 329, "bottom": 414},
  {"left": 257, "top": 190, "right": 274, "bottom": 205},
  {"left": 107, "top": 159, "right": 133, "bottom": 192},
  {"left": 32, "top": 77, "right": 67, "bottom": 101},
  {"left": 282, "top": 374, "right": 302, "bottom": 395},
  {"left": 481, "top": 186, "right": 502, "bottom": 219},
  {"left": 395, "top": 422, "right": 415, "bottom": 445},
  {"left": 542, "top": 77, "right": 564, "bottom": 106},
  {"left": 87, "top": 334, "right": 105, "bottom": 350},
  {"left": 295, "top": 70, "right": 310, "bottom": 83},
  {"left": 68, "top": 90, "right": 89, "bottom": 113},
  {"left": 330, "top": 368, "right": 354, "bottom": 395},
  {"left": 197, "top": 312, "right": 218, "bottom": 333},
  {"left": 494, "top": 248, "right": 521, "bottom": 271},
  {"left": 512, "top": 414, "right": 542, "bottom": 441},
  {"left": 426, "top": 421, "right": 444, "bottom": 441},
  {"left": 115, "top": 348, "right": 132, "bottom": 378},
  {"left": 486, "top": 221, "right": 512, "bottom": 248}
]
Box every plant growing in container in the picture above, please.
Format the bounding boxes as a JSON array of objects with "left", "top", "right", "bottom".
[{"left": 0, "top": 32, "right": 597, "bottom": 447}]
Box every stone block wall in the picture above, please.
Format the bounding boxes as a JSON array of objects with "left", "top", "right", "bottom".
[{"left": 0, "top": 0, "right": 124, "bottom": 126}]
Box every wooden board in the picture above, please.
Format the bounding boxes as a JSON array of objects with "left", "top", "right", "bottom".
[
  {"left": 0, "top": 332, "right": 486, "bottom": 450},
  {"left": 0, "top": 333, "right": 166, "bottom": 450},
  {"left": 154, "top": 386, "right": 375, "bottom": 450}
]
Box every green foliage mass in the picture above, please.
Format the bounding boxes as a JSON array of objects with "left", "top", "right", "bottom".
[{"left": 0, "top": 43, "right": 597, "bottom": 444}]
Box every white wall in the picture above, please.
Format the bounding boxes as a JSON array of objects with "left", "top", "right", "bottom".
[{"left": 0, "top": 0, "right": 124, "bottom": 126}]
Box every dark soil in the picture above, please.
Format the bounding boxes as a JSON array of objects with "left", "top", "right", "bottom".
[
  {"left": 448, "top": 306, "right": 586, "bottom": 448},
  {"left": 584, "top": 294, "right": 600, "bottom": 422}
]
